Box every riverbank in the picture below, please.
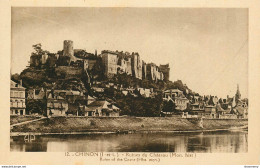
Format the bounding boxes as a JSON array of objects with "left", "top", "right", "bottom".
[{"left": 10, "top": 116, "right": 248, "bottom": 135}]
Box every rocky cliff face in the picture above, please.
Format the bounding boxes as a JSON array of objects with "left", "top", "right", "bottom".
[
  {"left": 20, "top": 68, "right": 50, "bottom": 88},
  {"left": 18, "top": 66, "right": 90, "bottom": 94}
]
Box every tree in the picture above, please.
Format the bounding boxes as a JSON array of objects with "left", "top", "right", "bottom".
[
  {"left": 165, "top": 80, "right": 195, "bottom": 96},
  {"left": 11, "top": 73, "right": 20, "bottom": 83},
  {"left": 162, "top": 100, "right": 175, "bottom": 112},
  {"left": 104, "top": 87, "right": 116, "bottom": 98},
  {"left": 204, "top": 96, "right": 209, "bottom": 102},
  {"left": 191, "top": 97, "right": 196, "bottom": 104},
  {"left": 218, "top": 98, "right": 223, "bottom": 104},
  {"left": 185, "top": 103, "right": 192, "bottom": 113},
  {"left": 208, "top": 96, "right": 215, "bottom": 106},
  {"left": 26, "top": 99, "right": 46, "bottom": 115},
  {"left": 114, "top": 92, "right": 164, "bottom": 117},
  {"left": 31, "top": 43, "right": 49, "bottom": 56}
]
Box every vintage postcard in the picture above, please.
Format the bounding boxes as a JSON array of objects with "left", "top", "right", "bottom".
[{"left": 0, "top": 0, "right": 260, "bottom": 165}]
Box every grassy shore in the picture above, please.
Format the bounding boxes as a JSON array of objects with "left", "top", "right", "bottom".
[{"left": 11, "top": 116, "right": 248, "bottom": 133}]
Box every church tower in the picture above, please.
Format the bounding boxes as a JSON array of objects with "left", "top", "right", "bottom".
[{"left": 235, "top": 84, "right": 241, "bottom": 103}]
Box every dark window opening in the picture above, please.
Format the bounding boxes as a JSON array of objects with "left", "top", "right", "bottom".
[{"left": 88, "top": 112, "right": 92, "bottom": 116}]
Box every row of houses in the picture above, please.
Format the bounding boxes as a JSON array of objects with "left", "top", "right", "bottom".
[
  {"left": 11, "top": 78, "right": 248, "bottom": 119},
  {"left": 10, "top": 80, "right": 120, "bottom": 117},
  {"left": 162, "top": 87, "right": 248, "bottom": 119}
]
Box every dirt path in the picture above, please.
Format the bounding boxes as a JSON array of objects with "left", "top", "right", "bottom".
[{"left": 10, "top": 117, "right": 47, "bottom": 129}]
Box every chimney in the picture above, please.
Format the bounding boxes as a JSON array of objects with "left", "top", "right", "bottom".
[{"left": 20, "top": 79, "right": 22, "bottom": 86}]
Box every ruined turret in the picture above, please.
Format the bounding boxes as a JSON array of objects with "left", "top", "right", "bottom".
[
  {"left": 159, "top": 64, "right": 170, "bottom": 81},
  {"left": 63, "top": 40, "right": 74, "bottom": 58}
]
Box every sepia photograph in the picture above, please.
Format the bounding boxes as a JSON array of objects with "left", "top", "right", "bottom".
[{"left": 10, "top": 7, "right": 249, "bottom": 153}]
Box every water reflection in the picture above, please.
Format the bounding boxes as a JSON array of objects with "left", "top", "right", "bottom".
[{"left": 10, "top": 131, "right": 248, "bottom": 153}]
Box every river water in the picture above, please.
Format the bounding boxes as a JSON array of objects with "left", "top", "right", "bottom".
[{"left": 10, "top": 130, "right": 248, "bottom": 152}]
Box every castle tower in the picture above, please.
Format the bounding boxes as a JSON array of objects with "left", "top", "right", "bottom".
[
  {"left": 130, "top": 53, "right": 142, "bottom": 80},
  {"left": 63, "top": 40, "right": 75, "bottom": 61},
  {"left": 159, "top": 64, "right": 170, "bottom": 81}
]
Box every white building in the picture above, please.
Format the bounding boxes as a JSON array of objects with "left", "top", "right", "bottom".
[{"left": 10, "top": 80, "right": 26, "bottom": 115}]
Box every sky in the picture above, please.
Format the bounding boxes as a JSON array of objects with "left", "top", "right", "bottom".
[{"left": 11, "top": 7, "right": 248, "bottom": 98}]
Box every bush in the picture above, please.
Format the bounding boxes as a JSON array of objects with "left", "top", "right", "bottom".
[{"left": 90, "top": 120, "right": 96, "bottom": 126}]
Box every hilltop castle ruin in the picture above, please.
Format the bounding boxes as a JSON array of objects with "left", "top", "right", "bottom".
[{"left": 29, "top": 40, "right": 170, "bottom": 82}]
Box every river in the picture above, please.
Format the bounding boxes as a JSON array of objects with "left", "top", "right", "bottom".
[{"left": 10, "top": 130, "right": 248, "bottom": 152}]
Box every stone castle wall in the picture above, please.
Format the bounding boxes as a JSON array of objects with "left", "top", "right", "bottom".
[
  {"left": 118, "top": 57, "right": 132, "bottom": 75},
  {"left": 101, "top": 52, "right": 118, "bottom": 78},
  {"left": 55, "top": 66, "right": 83, "bottom": 78},
  {"left": 84, "top": 59, "right": 97, "bottom": 71},
  {"left": 101, "top": 50, "right": 167, "bottom": 82}
]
